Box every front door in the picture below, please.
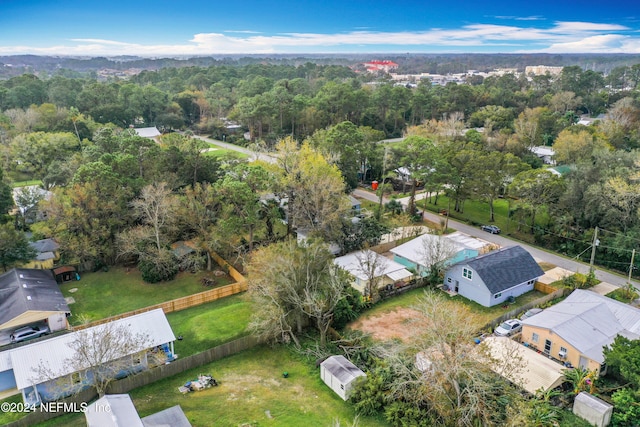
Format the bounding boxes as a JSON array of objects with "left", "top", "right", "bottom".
[
  {"left": 454, "top": 280, "right": 459, "bottom": 292},
  {"left": 579, "top": 356, "right": 589, "bottom": 369},
  {"left": 544, "top": 339, "right": 552, "bottom": 355}
]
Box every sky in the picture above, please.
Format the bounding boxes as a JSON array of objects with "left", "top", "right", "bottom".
[{"left": 0, "top": 0, "right": 639, "bottom": 56}]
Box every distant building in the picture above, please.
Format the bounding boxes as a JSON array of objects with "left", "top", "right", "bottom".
[
  {"left": 132, "top": 127, "right": 161, "bottom": 142},
  {"left": 363, "top": 60, "right": 399, "bottom": 73},
  {"left": 525, "top": 65, "right": 563, "bottom": 76},
  {"left": 530, "top": 146, "right": 556, "bottom": 165}
]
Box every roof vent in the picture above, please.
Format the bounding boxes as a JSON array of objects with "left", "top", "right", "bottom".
[
  {"left": 26, "top": 295, "right": 32, "bottom": 300},
  {"left": 22, "top": 284, "right": 27, "bottom": 288}
]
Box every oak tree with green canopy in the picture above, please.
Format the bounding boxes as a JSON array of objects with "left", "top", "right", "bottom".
[{"left": 0, "top": 223, "right": 37, "bottom": 271}]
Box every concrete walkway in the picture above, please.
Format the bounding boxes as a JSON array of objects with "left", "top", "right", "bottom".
[{"left": 588, "top": 282, "right": 619, "bottom": 296}]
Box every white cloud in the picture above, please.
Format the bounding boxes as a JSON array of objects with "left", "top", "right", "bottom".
[{"left": 0, "top": 20, "right": 636, "bottom": 55}]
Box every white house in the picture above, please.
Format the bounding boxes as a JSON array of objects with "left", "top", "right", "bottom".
[
  {"left": 320, "top": 355, "right": 366, "bottom": 401},
  {"left": 333, "top": 250, "right": 413, "bottom": 296},
  {"left": 443, "top": 246, "right": 544, "bottom": 307},
  {"left": 0, "top": 309, "right": 176, "bottom": 406},
  {"left": 530, "top": 146, "right": 556, "bottom": 165}
]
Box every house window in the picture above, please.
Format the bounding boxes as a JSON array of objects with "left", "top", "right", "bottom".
[
  {"left": 532, "top": 333, "right": 539, "bottom": 343},
  {"left": 340, "top": 384, "right": 344, "bottom": 390},
  {"left": 560, "top": 346, "right": 567, "bottom": 354},
  {"left": 447, "top": 277, "right": 452, "bottom": 283},
  {"left": 71, "top": 372, "right": 82, "bottom": 385},
  {"left": 462, "top": 268, "right": 472, "bottom": 280},
  {"left": 494, "top": 292, "right": 502, "bottom": 299}
]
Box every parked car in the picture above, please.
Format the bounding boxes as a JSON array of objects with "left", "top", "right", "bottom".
[
  {"left": 481, "top": 225, "right": 501, "bottom": 234},
  {"left": 494, "top": 319, "right": 522, "bottom": 337},
  {"left": 521, "top": 308, "right": 543, "bottom": 320},
  {"left": 10, "top": 325, "right": 50, "bottom": 343}
]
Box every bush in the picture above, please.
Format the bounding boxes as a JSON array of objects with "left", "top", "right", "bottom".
[{"left": 138, "top": 251, "right": 179, "bottom": 283}]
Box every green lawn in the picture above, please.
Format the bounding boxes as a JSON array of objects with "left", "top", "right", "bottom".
[
  {"left": 167, "top": 294, "right": 253, "bottom": 357},
  {"left": 40, "top": 346, "right": 389, "bottom": 427},
  {"left": 203, "top": 146, "right": 248, "bottom": 159},
  {"left": 11, "top": 179, "right": 43, "bottom": 188},
  {"left": 419, "top": 194, "right": 548, "bottom": 243},
  {"left": 61, "top": 267, "right": 234, "bottom": 324}
]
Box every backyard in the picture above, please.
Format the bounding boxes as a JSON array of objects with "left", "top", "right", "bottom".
[
  {"left": 60, "top": 266, "right": 234, "bottom": 324},
  {"left": 349, "top": 286, "right": 549, "bottom": 341},
  {"left": 39, "top": 346, "right": 389, "bottom": 427}
]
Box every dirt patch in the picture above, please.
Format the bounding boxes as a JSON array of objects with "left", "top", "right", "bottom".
[{"left": 350, "top": 307, "right": 425, "bottom": 342}]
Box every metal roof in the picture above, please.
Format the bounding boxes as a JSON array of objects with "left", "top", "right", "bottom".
[
  {"left": 464, "top": 246, "right": 544, "bottom": 294},
  {"left": 483, "top": 336, "right": 565, "bottom": 394},
  {"left": 0, "top": 268, "right": 69, "bottom": 330},
  {"left": 321, "top": 355, "right": 366, "bottom": 384},
  {"left": 390, "top": 233, "right": 466, "bottom": 266},
  {"left": 8, "top": 308, "right": 175, "bottom": 389},
  {"left": 334, "top": 250, "right": 412, "bottom": 281},
  {"left": 142, "top": 405, "right": 192, "bottom": 427},
  {"left": 85, "top": 394, "right": 144, "bottom": 427},
  {"left": 522, "top": 290, "right": 640, "bottom": 363},
  {"left": 133, "top": 127, "right": 161, "bottom": 138}
]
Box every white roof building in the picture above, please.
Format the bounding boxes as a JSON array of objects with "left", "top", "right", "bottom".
[
  {"left": 133, "top": 127, "right": 161, "bottom": 139},
  {"left": 3, "top": 309, "right": 176, "bottom": 391},
  {"left": 333, "top": 249, "right": 413, "bottom": 288}
]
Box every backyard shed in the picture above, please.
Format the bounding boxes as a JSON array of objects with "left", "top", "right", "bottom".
[{"left": 320, "top": 355, "right": 366, "bottom": 401}]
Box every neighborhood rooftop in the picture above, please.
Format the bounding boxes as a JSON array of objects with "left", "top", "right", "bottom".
[
  {"left": 3, "top": 308, "right": 176, "bottom": 390},
  {"left": 464, "top": 246, "right": 544, "bottom": 294},
  {"left": 522, "top": 289, "right": 640, "bottom": 363},
  {"left": 333, "top": 250, "right": 412, "bottom": 282},
  {"left": 0, "top": 268, "right": 69, "bottom": 330}
]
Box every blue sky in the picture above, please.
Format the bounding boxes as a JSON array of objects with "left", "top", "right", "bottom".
[{"left": 0, "top": 0, "right": 638, "bottom": 56}]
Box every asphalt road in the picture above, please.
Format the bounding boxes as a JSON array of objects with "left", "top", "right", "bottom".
[{"left": 353, "top": 188, "right": 637, "bottom": 289}]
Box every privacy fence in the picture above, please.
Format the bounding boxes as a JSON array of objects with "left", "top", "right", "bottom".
[
  {"left": 5, "top": 335, "right": 262, "bottom": 427},
  {"left": 75, "top": 251, "right": 247, "bottom": 330}
]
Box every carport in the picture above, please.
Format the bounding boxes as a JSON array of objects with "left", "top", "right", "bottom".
[{"left": 482, "top": 336, "right": 565, "bottom": 394}]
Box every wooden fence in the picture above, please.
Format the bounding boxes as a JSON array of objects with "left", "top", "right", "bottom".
[
  {"left": 75, "top": 280, "right": 247, "bottom": 330},
  {"left": 5, "top": 335, "right": 262, "bottom": 427},
  {"left": 481, "top": 287, "right": 569, "bottom": 333},
  {"left": 534, "top": 281, "right": 559, "bottom": 294}
]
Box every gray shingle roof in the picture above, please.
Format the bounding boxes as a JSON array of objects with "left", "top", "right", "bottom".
[
  {"left": 466, "top": 246, "right": 544, "bottom": 294},
  {"left": 0, "top": 268, "right": 70, "bottom": 328}
]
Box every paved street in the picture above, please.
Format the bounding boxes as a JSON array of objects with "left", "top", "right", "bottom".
[
  {"left": 187, "top": 135, "right": 636, "bottom": 290},
  {"left": 353, "top": 187, "right": 637, "bottom": 289}
]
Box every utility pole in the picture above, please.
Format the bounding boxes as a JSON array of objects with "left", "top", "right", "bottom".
[
  {"left": 629, "top": 248, "right": 636, "bottom": 283},
  {"left": 589, "top": 226, "right": 599, "bottom": 273}
]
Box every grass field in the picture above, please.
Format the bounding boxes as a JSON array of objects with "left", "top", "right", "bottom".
[
  {"left": 40, "top": 346, "right": 390, "bottom": 427},
  {"left": 203, "top": 146, "right": 248, "bottom": 159},
  {"left": 167, "top": 293, "right": 253, "bottom": 357},
  {"left": 61, "top": 267, "right": 234, "bottom": 324},
  {"left": 418, "top": 194, "right": 550, "bottom": 244}
]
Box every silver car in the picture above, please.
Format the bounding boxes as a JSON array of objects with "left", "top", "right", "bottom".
[
  {"left": 494, "top": 319, "right": 522, "bottom": 337},
  {"left": 10, "top": 325, "right": 50, "bottom": 343}
]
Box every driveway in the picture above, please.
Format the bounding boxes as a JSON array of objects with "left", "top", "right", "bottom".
[{"left": 189, "top": 134, "right": 279, "bottom": 164}]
